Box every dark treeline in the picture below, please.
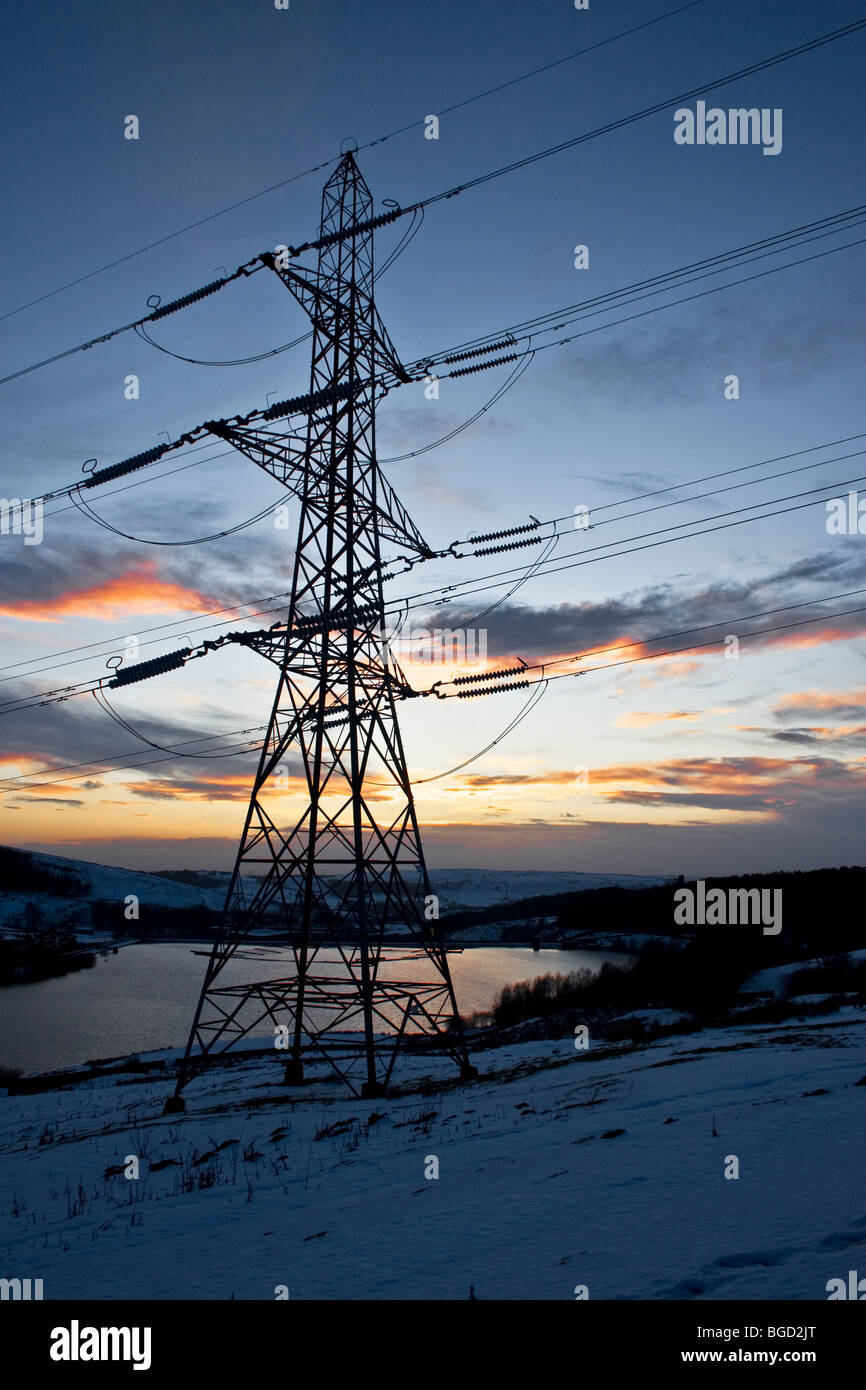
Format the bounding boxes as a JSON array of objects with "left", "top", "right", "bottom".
[
  {"left": 0, "top": 846, "right": 87, "bottom": 897},
  {"left": 0, "top": 939, "right": 95, "bottom": 986},
  {"left": 88, "top": 901, "right": 222, "bottom": 937},
  {"left": 488, "top": 936, "right": 866, "bottom": 1031},
  {"left": 442, "top": 866, "right": 866, "bottom": 956},
  {"left": 152, "top": 869, "right": 228, "bottom": 891},
  {"left": 480, "top": 867, "right": 866, "bottom": 1031}
]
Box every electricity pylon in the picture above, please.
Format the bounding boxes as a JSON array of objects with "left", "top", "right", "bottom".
[{"left": 166, "top": 152, "right": 475, "bottom": 1106}]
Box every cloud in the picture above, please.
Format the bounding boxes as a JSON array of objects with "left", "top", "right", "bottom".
[
  {"left": 125, "top": 772, "right": 257, "bottom": 802},
  {"left": 773, "top": 688, "right": 866, "bottom": 721},
  {"left": 583, "top": 753, "right": 866, "bottom": 813},
  {"left": 581, "top": 469, "right": 670, "bottom": 495},
  {"left": 767, "top": 725, "right": 866, "bottom": 747},
  {"left": 7, "top": 795, "right": 84, "bottom": 808},
  {"left": 415, "top": 548, "right": 866, "bottom": 668},
  {"left": 433, "top": 753, "right": 866, "bottom": 825},
  {"left": 459, "top": 770, "right": 578, "bottom": 790},
  {"left": 0, "top": 685, "right": 267, "bottom": 800},
  {"left": 0, "top": 560, "right": 219, "bottom": 623},
  {"left": 0, "top": 535, "right": 292, "bottom": 622},
  {"left": 549, "top": 286, "right": 866, "bottom": 409},
  {"left": 615, "top": 709, "right": 709, "bottom": 727}
]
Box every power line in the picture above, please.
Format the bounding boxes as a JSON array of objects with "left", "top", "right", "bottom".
[
  {"left": 415, "top": 207, "right": 866, "bottom": 369},
  {"left": 494, "top": 236, "right": 866, "bottom": 368},
  {"left": 69, "top": 483, "right": 284, "bottom": 547},
  {"left": 464, "top": 447, "right": 866, "bottom": 549},
  {"left": 4, "top": 591, "right": 863, "bottom": 793},
  {"left": 390, "top": 473, "right": 866, "bottom": 613},
  {"left": 428, "top": 588, "right": 866, "bottom": 689},
  {"left": 28, "top": 209, "right": 865, "bottom": 508},
  {"left": 0, "top": 729, "right": 268, "bottom": 791},
  {"left": 0, "top": 0, "right": 714, "bottom": 328},
  {"left": 0, "top": 256, "right": 265, "bottom": 388},
  {"left": 544, "top": 434, "right": 866, "bottom": 522},
  {"left": 415, "top": 681, "right": 549, "bottom": 784},
  {"left": 397, "top": 17, "right": 866, "bottom": 216},
  {"left": 6, "top": 16, "right": 864, "bottom": 397},
  {"left": 0, "top": 587, "right": 292, "bottom": 683},
  {"left": 3, "top": 471, "right": 864, "bottom": 717},
  {"left": 3, "top": 434, "right": 861, "bottom": 689},
  {"left": 433, "top": 605, "right": 866, "bottom": 701}
]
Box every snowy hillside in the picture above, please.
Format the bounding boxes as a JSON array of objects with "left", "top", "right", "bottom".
[
  {"left": 0, "top": 848, "right": 225, "bottom": 936},
  {"left": 0, "top": 1006, "right": 862, "bottom": 1300},
  {"left": 428, "top": 868, "right": 670, "bottom": 913},
  {"left": 0, "top": 848, "right": 669, "bottom": 938}
]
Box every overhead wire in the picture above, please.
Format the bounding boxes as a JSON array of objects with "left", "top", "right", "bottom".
[
  {"left": 3, "top": 462, "right": 864, "bottom": 718},
  {"left": 414, "top": 681, "right": 549, "bottom": 783},
  {"left": 0, "top": 0, "right": 716, "bottom": 327},
  {"left": 128, "top": 206, "right": 425, "bottom": 369},
  {"left": 413, "top": 206, "right": 866, "bottom": 370},
  {"left": 457, "top": 446, "right": 866, "bottom": 550},
  {"left": 385, "top": 473, "right": 866, "bottom": 614},
  {"left": 69, "top": 482, "right": 284, "bottom": 547},
  {"left": 431, "top": 588, "right": 866, "bottom": 688},
  {"left": 4, "top": 592, "right": 864, "bottom": 793},
  {"left": 379, "top": 346, "right": 530, "bottom": 463},
  {"left": 29, "top": 214, "right": 865, "bottom": 513},
  {"left": 5, "top": 16, "right": 864, "bottom": 392},
  {"left": 431, "top": 605, "right": 866, "bottom": 700},
  {"left": 6, "top": 11, "right": 864, "bottom": 810},
  {"left": 1, "top": 437, "right": 862, "bottom": 693}
]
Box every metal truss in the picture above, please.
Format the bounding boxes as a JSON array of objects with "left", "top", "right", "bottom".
[{"left": 166, "top": 153, "right": 475, "bottom": 1105}]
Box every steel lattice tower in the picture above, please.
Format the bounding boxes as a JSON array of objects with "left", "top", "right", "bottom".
[{"left": 166, "top": 153, "right": 475, "bottom": 1106}]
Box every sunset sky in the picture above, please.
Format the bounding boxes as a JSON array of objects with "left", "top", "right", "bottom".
[{"left": 1, "top": 0, "right": 864, "bottom": 875}]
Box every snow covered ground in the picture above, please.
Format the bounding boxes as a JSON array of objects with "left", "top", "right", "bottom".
[
  {"left": 428, "top": 867, "right": 670, "bottom": 913},
  {"left": 744, "top": 950, "right": 866, "bottom": 998},
  {"left": 0, "top": 850, "right": 669, "bottom": 939},
  {"left": 1, "top": 1005, "right": 863, "bottom": 1301},
  {"left": 0, "top": 851, "right": 225, "bottom": 935}
]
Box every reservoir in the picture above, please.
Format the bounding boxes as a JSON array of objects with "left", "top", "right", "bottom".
[{"left": 0, "top": 941, "right": 622, "bottom": 1075}]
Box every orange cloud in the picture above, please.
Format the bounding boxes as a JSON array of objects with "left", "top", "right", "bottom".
[
  {"left": 590, "top": 756, "right": 803, "bottom": 790},
  {"left": 0, "top": 561, "right": 217, "bottom": 623},
  {"left": 616, "top": 709, "right": 705, "bottom": 728},
  {"left": 762, "top": 619, "right": 866, "bottom": 652},
  {"left": 125, "top": 773, "right": 258, "bottom": 802},
  {"left": 459, "top": 770, "right": 579, "bottom": 790},
  {"left": 774, "top": 688, "right": 866, "bottom": 716}
]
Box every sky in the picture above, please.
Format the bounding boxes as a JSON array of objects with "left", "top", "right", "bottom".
[{"left": 0, "top": 0, "right": 864, "bottom": 875}]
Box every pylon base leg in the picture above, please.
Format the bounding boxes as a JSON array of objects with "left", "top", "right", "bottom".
[
  {"left": 162, "top": 1095, "right": 186, "bottom": 1115},
  {"left": 283, "top": 1059, "right": 304, "bottom": 1086},
  {"left": 461, "top": 1064, "right": 479, "bottom": 1081},
  {"left": 361, "top": 1081, "right": 387, "bottom": 1100}
]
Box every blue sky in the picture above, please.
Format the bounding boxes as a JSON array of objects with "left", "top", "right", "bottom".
[{"left": 0, "top": 0, "right": 864, "bottom": 872}]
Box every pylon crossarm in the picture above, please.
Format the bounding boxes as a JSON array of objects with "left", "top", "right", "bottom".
[{"left": 263, "top": 256, "right": 413, "bottom": 384}]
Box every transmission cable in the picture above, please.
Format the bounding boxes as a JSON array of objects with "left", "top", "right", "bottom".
[
  {"left": 2, "top": 433, "right": 860, "bottom": 690},
  {"left": 26, "top": 211, "right": 864, "bottom": 507},
  {"left": 69, "top": 484, "right": 284, "bottom": 547},
  {"left": 414, "top": 680, "right": 549, "bottom": 783},
  {"left": 1, "top": 468, "right": 861, "bottom": 706},
  {"left": 4, "top": 14, "right": 862, "bottom": 381}
]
